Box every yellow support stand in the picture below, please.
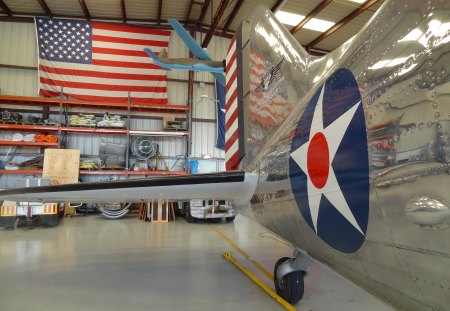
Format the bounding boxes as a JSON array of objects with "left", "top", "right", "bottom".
[{"left": 222, "top": 252, "right": 297, "bottom": 311}]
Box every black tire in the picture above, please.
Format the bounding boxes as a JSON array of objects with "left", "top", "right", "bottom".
[
  {"left": 226, "top": 216, "right": 236, "bottom": 222},
  {"left": 274, "top": 257, "right": 304, "bottom": 304},
  {"left": 186, "top": 207, "right": 195, "bottom": 223}
]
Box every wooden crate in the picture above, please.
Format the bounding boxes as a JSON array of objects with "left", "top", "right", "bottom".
[{"left": 43, "top": 149, "right": 80, "bottom": 185}]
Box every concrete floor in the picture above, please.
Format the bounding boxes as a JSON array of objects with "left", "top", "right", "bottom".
[{"left": 0, "top": 214, "right": 396, "bottom": 311}]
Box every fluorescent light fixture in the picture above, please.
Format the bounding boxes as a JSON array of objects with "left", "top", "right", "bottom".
[
  {"left": 275, "top": 11, "right": 303, "bottom": 26},
  {"left": 347, "top": 0, "right": 366, "bottom": 3},
  {"left": 275, "top": 10, "right": 335, "bottom": 32},
  {"left": 304, "top": 18, "right": 335, "bottom": 32}
]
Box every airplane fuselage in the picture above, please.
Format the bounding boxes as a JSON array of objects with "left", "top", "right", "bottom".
[{"left": 231, "top": 2, "right": 450, "bottom": 310}]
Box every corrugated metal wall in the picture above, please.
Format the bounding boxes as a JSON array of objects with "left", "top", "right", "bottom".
[{"left": 0, "top": 21, "right": 229, "bottom": 188}]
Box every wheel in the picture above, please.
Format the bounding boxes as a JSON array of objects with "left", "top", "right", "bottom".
[
  {"left": 97, "top": 202, "right": 131, "bottom": 219},
  {"left": 226, "top": 216, "right": 236, "bottom": 222},
  {"left": 274, "top": 257, "right": 304, "bottom": 304},
  {"left": 186, "top": 206, "right": 195, "bottom": 223}
]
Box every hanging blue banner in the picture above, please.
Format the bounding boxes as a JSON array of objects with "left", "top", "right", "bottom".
[{"left": 216, "top": 81, "right": 226, "bottom": 150}]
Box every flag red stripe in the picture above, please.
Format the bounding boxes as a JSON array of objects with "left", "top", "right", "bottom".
[
  {"left": 93, "top": 35, "right": 169, "bottom": 48},
  {"left": 40, "top": 77, "right": 167, "bottom": 92},
  {"left": 226, "top": 70, "right": 237, "bottom": 91},
  {"left": 92, "top": 47, "right": 156, "bottom": 57},
  {"left": 226, "top": 151, "right": 240, "bottom": 170},
  {"left": 225, "top": 130, "right": 239, "bottom": 150},
  {"left": 226, "top": 109, "right": 238, "bottom": 128},
  {"left": 227, "top": 35, "right": 236, "bottom": 53},
  {"left": 92, "top": 59, "right": 163, "bottom": 70},
  {"left": 226, "top": 90, "right": 237, "bottom": 110},
  {"left": 40, "top": 89, "right": 169, "bottom": 104},
  {"left": 93, "top": 22, "right": 171, "bottom": 37},
  {"left": 39, "top": 64, "right": 163, "bottom": 81},
  {"left": 226, "top": 52, "right": 236, "bottom": 73}
]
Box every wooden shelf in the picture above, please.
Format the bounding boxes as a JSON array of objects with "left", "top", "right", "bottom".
[{"left": 0, "top": 141, "right": 58, "bottom": 147}]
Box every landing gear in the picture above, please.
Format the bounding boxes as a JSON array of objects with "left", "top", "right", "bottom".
[{"left": 273, "top": 250, "right": 311, "bottom": 304}]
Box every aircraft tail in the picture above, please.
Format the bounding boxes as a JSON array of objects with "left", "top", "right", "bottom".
[{"left": 225, "top": 7, "right": 312, "bottom": 171}]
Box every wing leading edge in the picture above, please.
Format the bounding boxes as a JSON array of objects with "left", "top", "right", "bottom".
[{"left": 0, "top": 171, "right": 257, "bottom": 206}]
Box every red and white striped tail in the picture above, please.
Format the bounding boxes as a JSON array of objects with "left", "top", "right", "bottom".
[{"left": 225, "top": 34, "right": 240, "bottom": 171}]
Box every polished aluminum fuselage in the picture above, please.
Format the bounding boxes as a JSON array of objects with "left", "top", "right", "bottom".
[{"left": 236, "top": 2, "right": 450, "bottom": 310}]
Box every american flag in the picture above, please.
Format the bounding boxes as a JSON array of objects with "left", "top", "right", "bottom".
[{"left": 35, "top": 17, "right": 171, "bottom": 104}]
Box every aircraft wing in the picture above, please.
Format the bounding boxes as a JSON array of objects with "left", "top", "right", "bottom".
[
  {"left": 0, "top": 171, "right": 257, "bottom": 206},
  {"left": 144, "top": 48, "right": 171, "bottom": 71},
  {"left": 168, "top": 18, "right": 212, "bottom": 61}
]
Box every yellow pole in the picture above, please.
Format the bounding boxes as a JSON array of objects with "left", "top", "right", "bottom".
[
  {"left": 210, "top": 225, "right": 274, "bottom": 281},
  {"left": 222, "top": 252, "right": 297, "bottom": 311}
]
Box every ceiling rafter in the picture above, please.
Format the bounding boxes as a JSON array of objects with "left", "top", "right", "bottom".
[
  {"left": 271, "top": 0, "right": 286, "bottom": 13},
  {"left": 37, "top": 0, "right": 52, "bottom": 18},
  {"left": 121, "top": 0, "right": 126, "bottom": 23},
  {"left": 186, "top": 0, "right": 195, "bottom": 20},
  {"left": 222, "top": 0, "right": 245, "bottom": 32},
  {"left": 78, "top": 0, "right": 91, "bottom": 20},
  {"left": 291, "top": 0, "right": 333, "bottom": 35},
  {"left": 202, "top": 0, "right": 232, "bottom": 48},
  {"left": 157, "top": 0, "right": 163, "bottom": 25},
  {"left": 0, "top": 0, "right": 12, "bottom": 16},
  {"left": 198, "top": 0, "right": 211, "bottom": 26},
  {"left": 307, "top": 0, "right": 379, "bottom": 48}
]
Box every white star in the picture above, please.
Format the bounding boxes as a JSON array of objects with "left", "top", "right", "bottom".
[{"left": 291, "top": 85, "right": 364, "bottom": 235}]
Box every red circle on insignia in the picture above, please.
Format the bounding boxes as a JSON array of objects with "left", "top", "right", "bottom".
[{"left": 307, "top": 132, "right": 329, "bottom": 189}]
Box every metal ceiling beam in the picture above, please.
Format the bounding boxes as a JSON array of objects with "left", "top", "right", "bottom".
[
  {"left": 0, "top": 0, "right": 12, "bottom": 16},
  {"left": 222, "top": 0, "right": 245, "bottom": 32},
  {"left": 37, "top": 0, "right": 52, "bottom": 18},
  {"left": 307, "top": 0, "right": 379, "bottom": 48},
  {"left": 202, "top": 0, "right": 231, "bottom": 48},
  {"left": 186, "top": 0, "right": 195, "bottom": 20},
  {"left": 271, "top": 0, "right": 286, "bottom": 13},
  {"left": 121, "top": 0, "right": 127, "bottom": 23},
  {"left": 291, "top": 0, "right": 333, "bottom": 35},
  {"left": 157, "top": 0, "right": 163, "bottom": 25},
  {"left": 78, "top": 0, "right": 91, "bottom": 20},
  {"left": 198, "top": 0, "right": 211, "bottom": 26}
]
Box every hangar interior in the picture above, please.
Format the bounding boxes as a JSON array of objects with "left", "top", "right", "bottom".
[{"left": 2, "top": 0, "right": 447, "bottom": 311}]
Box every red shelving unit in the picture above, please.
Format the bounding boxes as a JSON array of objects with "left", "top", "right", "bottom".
[
  {"left": 0, "top": 124, "right": 59, "bottom": 132},
  {"left": 0, "top": 169, "right": 43, "bottom": 175},
  {"left": 0, "top": 141, "right": 58, "bottom": 147},
  {"left": 0, "top": 95, "right": 191, "bottom": 177}
]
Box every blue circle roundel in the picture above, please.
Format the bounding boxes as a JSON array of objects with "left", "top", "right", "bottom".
[{"left": 289, "top": 68, "right": 369, "bottom": 253}]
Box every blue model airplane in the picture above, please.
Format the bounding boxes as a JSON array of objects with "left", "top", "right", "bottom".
[{"left": 144, "top": 19, "right": 226, "bottom": 87}]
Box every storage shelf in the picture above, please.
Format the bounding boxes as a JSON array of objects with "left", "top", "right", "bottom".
[
  {"left": 0, "top": 124, "right": 188, "bottom": 137},
  {"left": 61, "top": 127, "right": 128, "bottom": 134},
  {"left": 128, "top": 130, "right": 189, "bottom": 137},
  {"left": 80, "top": 170, "right": 187, "bottom": 175},
  {"left": 0, "top": 141, "right": 58, "bottom": 147},
  {"left": 0, "top": 169, "right": 43, "bottom": 175},
  {"left": 0, "top": 169, "right": 187, "bottom": 176},
  {"left": 0, "top": 95, "right": 190, "bottom": 114},
  {"left": 0, "top": 124, "right": 59, "bottom": 132}
]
